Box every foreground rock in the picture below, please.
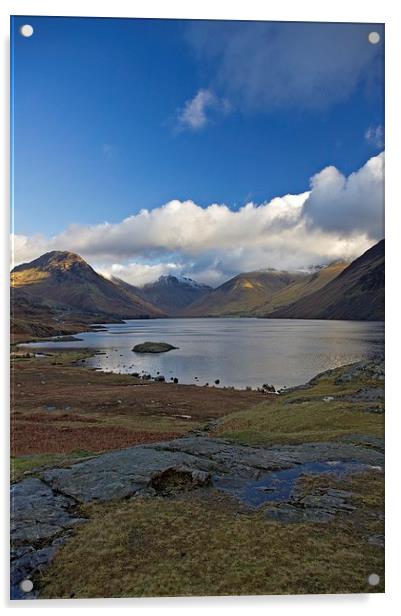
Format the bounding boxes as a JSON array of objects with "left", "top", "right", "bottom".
[
  {"left": 10, "top": 478, "right": 85, "bottom": 599},
  {"left": 11, "top": 434, "right": 384, "bottom": 597},
  {"left": 132, "top": 341, "right": 178, "bottom": 353}
]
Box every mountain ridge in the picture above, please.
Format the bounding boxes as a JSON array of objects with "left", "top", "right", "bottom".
[
  {"left": 11, "top": 251, "right": 164, "bottom": 338},
  {"left": 267, "top": 240, "right": 384, "bottom": 321}
]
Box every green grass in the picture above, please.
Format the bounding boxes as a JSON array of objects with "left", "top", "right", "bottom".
[
  {"left": 37, "top": 471, "right": 384, "bottom": 598},
  {"left": 213, "top": 364, "right": 384, "bottom": 446},
  {"left": 216, "top": 399, "right": 384, "bottom": 446}
]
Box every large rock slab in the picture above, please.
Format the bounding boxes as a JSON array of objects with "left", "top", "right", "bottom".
[
  {"left": 42, "top": 445, "right": 216, "bottom": 502},
  {"left": 10, "top": 478, "right": 85, "bottom": 599},
  {"left": 41, "top": 435, "right": 384, "bottom": 504}
]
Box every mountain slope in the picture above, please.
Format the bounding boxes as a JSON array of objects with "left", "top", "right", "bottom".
[
  {"left": 11, "top": 251, "right": 164, "bottom": 325},
  {"left": 254, "top": 261, "right": 348, "bottom": 316},
  {"left": 267, "top": 240, "right": 384, "bottom": 321},
  {"left": 183, "top": 270, "right": 307, "bottom": 317},
  {"left": 136, "top": 275, "right": 212, "bottom": 316}
]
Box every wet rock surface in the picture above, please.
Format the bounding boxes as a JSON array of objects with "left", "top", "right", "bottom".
[
  {"left": 11, "top": 434, "right": 384, "bottom": 598},
  {"left": 10, "top": 478, "right": 85, "bottom": 599},
  {"left": 265, "top": 487, "right": 356, "bottom": 524}
]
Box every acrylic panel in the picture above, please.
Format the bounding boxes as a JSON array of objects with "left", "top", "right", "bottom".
[{"left": 10, "top": 16, "right": 385, "bottom": 600}]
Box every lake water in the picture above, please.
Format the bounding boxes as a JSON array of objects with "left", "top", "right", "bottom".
[{"left": 25, "top": 318, "right": 384, "bottom": 390}]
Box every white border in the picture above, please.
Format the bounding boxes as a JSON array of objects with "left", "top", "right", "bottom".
[{"left": 1, "top": 1, "right": 401, "bottom": 613}]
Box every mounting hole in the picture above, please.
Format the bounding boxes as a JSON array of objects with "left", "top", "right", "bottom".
[
  {"left": 368, "top": 32, "right": 380, "bottom": 45},
  {"left": 368, "top": 573, "right": 380, "bottom": 586},
  {"left": 20, "top": 24, "right": 34, "bottom": 38},
  {"left": 20, "top": 579, "right": 34, "bottom": 593}
]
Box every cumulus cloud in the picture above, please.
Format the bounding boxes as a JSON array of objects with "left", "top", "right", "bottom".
[
  {"left": 185, "top": 21, "right": 384, "bottom": 111},
  {"left": 12, "top": 153, "right": 384, "bottom": 287},
  {"left": 176, "top": 88, "right": 232, "bottom": 131},
  {"left": 365, "top": 125, "right": 384, "bottom": 149},
  {"left": 304, "top": 151, "right": 384, "bottom": 236}
]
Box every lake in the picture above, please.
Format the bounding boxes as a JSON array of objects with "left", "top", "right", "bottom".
[{"left": 24, "top": 318, "right": 385, "bottom": 390}]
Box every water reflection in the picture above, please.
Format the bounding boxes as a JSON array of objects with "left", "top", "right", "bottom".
[{"left": 24, "top": 318, "right": 384, "bottom": 389}]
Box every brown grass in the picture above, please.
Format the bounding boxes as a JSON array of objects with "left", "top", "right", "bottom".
[
  {"left": 38, "top": 471, "right": 384, "bottom": 598},
  {"left": 11, "top": 350, "right": 265, "bottom": 456}
]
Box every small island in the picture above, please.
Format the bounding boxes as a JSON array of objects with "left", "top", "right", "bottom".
[{"left": 132, "top": 341, "right": 178, "bottom": 354}]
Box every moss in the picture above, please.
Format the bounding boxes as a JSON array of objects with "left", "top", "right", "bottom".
[{"left": 214, "top": 364, "right": 384, "bottom": 446}]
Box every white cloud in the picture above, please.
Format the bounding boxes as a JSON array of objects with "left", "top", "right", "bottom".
[
  {"left": 176, "top": 88, "right": 232, "bottom": 131},
  {"left": 100, "top": 262, "right": 181, "bottom": 287},
  {"left": 365, "top": 125, "right": 384, "bottom": 149},
  {"left": 12, "top": 153, "right": 384, "bottom": 287},
  {"left": 304, "top": 151, "right": 384, "bottom": 236}
]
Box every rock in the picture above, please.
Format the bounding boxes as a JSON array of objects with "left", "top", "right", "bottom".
[
  {"left": 214, "top": 379, "right": 220, "bottom": 385},
  {"left": 262, "top": 384, "right": 276, "bottom": 393},
  {"left": 173, "top": 377, "right": 179, "bottom": 384},
  {"left": 154, "top": 375, "right": 165, "bottom": 382},
  {"left": 10, "top": 478, "right": 85, "bottom": 597},
  {"left": 132, "top": 342, "right": 178, "bottom": 354},
  {"left": 265, "top": 486, "right": 355, "bottom": 524},
  {"left": 41, "top": 445, "right": 217, "bottom": 503}
]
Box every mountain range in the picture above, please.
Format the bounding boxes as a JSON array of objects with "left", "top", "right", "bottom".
[
  {"left": 113, "top": 274, "right": 212, "bottom": 316},
  {"left": 10, "top": 240, "right": 384, "bottom": 338}
]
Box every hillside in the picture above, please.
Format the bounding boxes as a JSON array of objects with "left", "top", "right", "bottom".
[
  {"left": 11, "top": 251, "right": 163, "bottom": 337},
  {"left": 267, "top": 240, "right": 384, "bottom": 321},
  {"left": 182, "top": 270, "right": 307, "bottom": 317},
  {"left": 254, "top": 261, "right": 348, "bottom": 316}
]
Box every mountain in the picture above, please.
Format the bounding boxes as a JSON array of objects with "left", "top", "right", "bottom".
[
  {"left": 254, "top": 261, "right": 348, "bottom": 316},
  {"left": 11, "top": 251, "right": 164, "bottom": 337},
  {"left": 135, "top": 275, "right": 212, "bottom": 316},
  {"left": 182, "top": 270, "right": 307, "bottom": 317},
  {"left": 267, "top": 240, "right": 384, "bottom": 321}
]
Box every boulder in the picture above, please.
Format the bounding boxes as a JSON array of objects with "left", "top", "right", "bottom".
[{"left": 132, "top": 342, "right": 177, "bottom": 353}]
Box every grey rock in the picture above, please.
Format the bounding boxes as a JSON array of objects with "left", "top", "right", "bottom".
[
  {"left": 42, "top": 445, "right": 216, "bottom": 502},
  {"left": 16, "top": 438, "right": 385, "bottom": 511},
  {"left": 10, "top": 478, "right": 84, "bottom": 598}
]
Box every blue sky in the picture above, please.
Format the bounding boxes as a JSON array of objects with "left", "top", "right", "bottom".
[{"left": 11, "top": 17, "right": 384, "bottom": 285}]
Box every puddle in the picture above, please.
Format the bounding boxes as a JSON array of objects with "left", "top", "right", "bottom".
[{"left": 214, "top": 461, "right": 371, "bottom": 507}]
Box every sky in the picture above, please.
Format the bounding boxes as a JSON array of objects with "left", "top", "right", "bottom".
[{"left": 11, "top": 17, "right": 384, "bottom": 286}]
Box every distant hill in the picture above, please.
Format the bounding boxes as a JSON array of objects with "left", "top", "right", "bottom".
[
  {"left": 182, "top": 270, "right": 307, "bottom": 317},
  {"left": 135, "top": 275, "right": 212, "bottom": 316},
  {"left": 11, "top": 251, "right": 163, "bottom": 337},
  {"left": 267, "top": 240, "right": 384, "bottom": 321},
  {"left": 254, "top": 261, "right": 348, "bottom": 316}
]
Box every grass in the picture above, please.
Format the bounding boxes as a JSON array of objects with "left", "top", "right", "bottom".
[
  {"left": 37, "top": 471, "right": 384, "bottom": 598},
  {"left": 213, "top": 364, "right": 384, "bottom": 446}
]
